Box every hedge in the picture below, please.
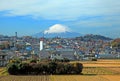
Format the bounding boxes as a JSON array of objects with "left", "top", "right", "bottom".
[{"left": 7, "top": 61, "right": 83, "bottom": 75}]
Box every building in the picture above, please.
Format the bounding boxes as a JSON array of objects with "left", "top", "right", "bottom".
[
  {"left": 40, "top": 41, "right": 43, "bottom": 51},
  {"left": 0, "top": 51, "right": 8, "bottom": 66},
  {"left": 39, "top": 49, "right": 77, "bottom": 60}
]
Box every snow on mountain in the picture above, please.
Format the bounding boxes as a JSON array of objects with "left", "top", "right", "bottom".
[{"left": 33, "top": 24, "right": 82, "bottom": 38}]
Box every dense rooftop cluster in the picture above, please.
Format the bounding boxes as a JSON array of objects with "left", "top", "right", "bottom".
[{"left": 0, "top": 34, "right": 120, "bottom": 66}]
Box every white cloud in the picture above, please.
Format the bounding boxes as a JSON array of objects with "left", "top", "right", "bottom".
[
  {"left": 0, "top": 0, "right": 120, "bottom": 21},
  {"left": 69, "top": 15, "right": 120, "bottom": 28},
  {"left": 44, "top": 24, "right": 70, "bottom": 34}
]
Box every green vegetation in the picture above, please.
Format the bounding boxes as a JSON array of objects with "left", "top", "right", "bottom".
[
  {"left": 91, "top": 58, "right": 97, "bottom": 61},
  {"left": 52, "top": 58, "right": 70, "bottom": 62},
  {"left": 7, "top": 59, "right": 83, "bottom": 75},
  {"left": 30, "top": 59, "right": 37, "bottom": 63}
]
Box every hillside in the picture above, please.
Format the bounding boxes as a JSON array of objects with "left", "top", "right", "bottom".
[
  {"left": 76, "top": 34, "right": 112, "bottom": 41},
  {"left": 111, "top": 38, "right": 120, "bottom": 48}
]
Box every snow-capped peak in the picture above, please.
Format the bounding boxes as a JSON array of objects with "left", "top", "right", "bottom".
[{"left": 44, "top": 24, "right": 70, "bottom": 34}]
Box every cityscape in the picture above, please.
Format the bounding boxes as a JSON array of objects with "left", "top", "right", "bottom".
[{"left": 0, "top": 33, "right": 120, "bottom": 66}]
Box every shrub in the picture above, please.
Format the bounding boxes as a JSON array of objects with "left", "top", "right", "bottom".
[
  {"left": 7, "top": 59, "right": 22, "bottom": 75},
  {"left": 41, "top": 63, "right": 48, "bottom": 74},
  {"left": 30, "top": 59, "right": 37, "bottom": 63},
  {"left": 48, "top": 62, "right": 57, "bottom": 74},
  {"left": 63, "top": 58, "right": 70, "bottom": 62},
  {"left": 10, "top": 59, "right": 21, "bottom": 64},
  {"left": 56, "top": 63, "right": 65, "bottom": 74},
  {"left": 18, "top": 63, "right": 30, "bottom": 75},
  {"left": 7, "top": 61, "right": 83, "bottom": 75},
  {"left": 92, "top": 58, "right": 97, "bottom": 61},
  {"left": 53, "top": 58, "right": 70, "bottom": 62},
  {"left": 7, "top": 63, "right": 19, "bottom": 75},
  {"left": 65, "top": 64, "right": 74, "bottom": 74},
  {"left": 73, "top": 63, "right": 83, "bottom": 74}
]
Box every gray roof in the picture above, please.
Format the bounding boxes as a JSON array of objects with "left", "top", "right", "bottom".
[
  {"left": 0, "top": 51, "right": 7, "bottom": 56},
  {"left": 99, "top": 54, "right": 119, "bottom": 59},
  {"left": 39, "top": 50, "right": 77, "bottom": 60},
  {"left": 60, "top": 51, "right": 76, "bottom": 60},
  {"left": 39, "top": 50, "right": 50, "bottom": 59}
]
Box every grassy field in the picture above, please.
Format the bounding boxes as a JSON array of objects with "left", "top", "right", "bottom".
[{"left": 0, "top": 59, "right": 120, "bottom": 81}]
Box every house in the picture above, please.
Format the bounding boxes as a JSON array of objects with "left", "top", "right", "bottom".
[
  {"left": 0, "top": 51, "right": 8, "bottom": 66},
  {"left": 39, "top": 49, "right": 77, "bottom": 60}
]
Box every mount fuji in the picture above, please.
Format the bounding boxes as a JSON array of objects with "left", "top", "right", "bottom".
[{"left": 32, "top": 24, "right": 82, "bottom": 38}]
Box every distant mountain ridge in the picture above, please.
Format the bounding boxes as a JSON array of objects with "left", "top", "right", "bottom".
[
  {"left": 75, "top": 34, "right": 112, "bottom": 41},
  {"left": 33, "top": 31, "right": 82, "bottom": 38}
]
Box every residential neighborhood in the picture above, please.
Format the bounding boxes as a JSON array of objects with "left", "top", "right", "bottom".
[{"left": 0, "top": 34, "right": 120, "bottom": 66}]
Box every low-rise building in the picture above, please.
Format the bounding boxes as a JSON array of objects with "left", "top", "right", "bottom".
[{"left": 0, "top": 51, "right": 8, "bottom": 66}]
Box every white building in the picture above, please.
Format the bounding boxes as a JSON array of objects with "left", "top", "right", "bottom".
[{"left": 40, "top": 40, "right": 43, "bottom": 51}]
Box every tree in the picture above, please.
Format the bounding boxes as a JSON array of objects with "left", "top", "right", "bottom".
[
  {"left": 48, "top": 61, "right": 57, "bottom": 74},
  {"left": 7, "top": 63, "right": 18, "bottom": 75}
]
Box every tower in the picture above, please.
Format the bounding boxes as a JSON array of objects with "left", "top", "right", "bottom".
[
  {"left": 15, "top": 32, "right": 17, "bottom": 38},
  {"left": 40, "top": 38, "right": 43, "bottom": 51}
]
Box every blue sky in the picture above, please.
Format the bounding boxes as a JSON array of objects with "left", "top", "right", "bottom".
[{"left": 0, "top": 0, "right": 120, "bottom": 38}]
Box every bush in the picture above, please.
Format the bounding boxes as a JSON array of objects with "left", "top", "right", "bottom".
[
  {"left": 18, "top": 63, "right": 30, "bottom": 75},
  {"left": 7, "top": 63, "right": 19, "bottom": 75},
  {"left": 63, "top": 58, "right": 70, "bottom": 62},
  {"left": 53, "top": 58, "right": 70, "bottom": 62},
  {"left": 73, "top": 63, "right": 83, "bottom": 74},
  {"left": 7, "top": 59, "right": 22, "bottom": 75},
  {"left": 7, "top": 61, "right": 83, "bottom": 75},
  {"left": 10, "top": 59, "right": 21, "bottom": 64},
  {"left": 92, "top": 58, "right": 97, "bottom": 61},
  {"left": 30, "top": 59, "right": 37, "bottom": 63},
  {"left": 48, "top": 62, "right": 57, "bottom": 74},
  {"left": 56, "top": 63, "right": 65, "bottom": 74}
]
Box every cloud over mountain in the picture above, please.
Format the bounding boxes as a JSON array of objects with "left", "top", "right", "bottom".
[
  {"left": 44, "top": 24, "right": 70, "bottom": 34},
  {"left": 33, "top": 24, "right": 82, "bottom": 38}
]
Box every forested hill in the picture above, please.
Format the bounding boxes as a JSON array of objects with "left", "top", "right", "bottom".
[{"left": 75, "top": 34, "right": 112, "bottom": 41}]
